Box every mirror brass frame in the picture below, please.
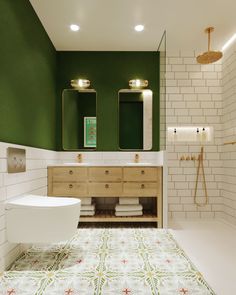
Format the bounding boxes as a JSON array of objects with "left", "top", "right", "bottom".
[{"left": 62, "top": 88, "right": 97, "bottom": 151}]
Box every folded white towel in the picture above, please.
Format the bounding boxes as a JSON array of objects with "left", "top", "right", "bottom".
[
  {"left": 119, "top": 197, "right": 139, "bottom": 205},
  {"left": 115, "top": 210, "right": 143, "bottom": 217},
  {"left": 115, "top": 204, "right": 143, "bottom": 212},
  {"left": 80, "top": 210, "right": 95, "bottom": 216},
  {"left": 80, "top": 198, "right": 92, "bottom": 205},
  {"left": 81, "top": 204, "right": 95, "bottom": 211}
]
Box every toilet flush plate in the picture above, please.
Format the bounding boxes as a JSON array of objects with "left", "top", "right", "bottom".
[{"left": 7, "top": 147, "right": 26, "bottom": 173}]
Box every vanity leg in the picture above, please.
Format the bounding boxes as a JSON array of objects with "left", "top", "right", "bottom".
[
  {"left": 157, "top": 168, "right": 163, "bottom": 229},
  {"left": 157, "top": 195, "right": 163, "bottom": 228}
]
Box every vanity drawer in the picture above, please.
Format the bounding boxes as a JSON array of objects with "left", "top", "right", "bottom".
[
  {"left": 52, "top": 167, "right": 87, "bottom": 182},
  {"left": 123, "top": 167, "right": 157, "bottom": 181},
  {"left": 123, "top": 182, "right": 157, "bottom": 196},
  {"left": 88, "top": 167, "right": 122, "bottom": 182},
  {"left": 88, "top": 182, "right": 122, "bottom": 196},
  {"left": 52, "top": 182, "right": 87, "bottom": 196}
]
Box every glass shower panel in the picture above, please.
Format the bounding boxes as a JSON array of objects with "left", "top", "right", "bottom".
[{"left": 158, "top": 31, "right": 167, "bottom": 150}]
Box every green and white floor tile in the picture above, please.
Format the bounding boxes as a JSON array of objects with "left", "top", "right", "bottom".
[{"left": 0, "top": 229, "right": 215, "bottom": 295}]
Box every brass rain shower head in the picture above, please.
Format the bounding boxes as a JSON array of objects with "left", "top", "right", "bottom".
[{"left": 196, "top": 27, "right": 223, "bottom": 64}]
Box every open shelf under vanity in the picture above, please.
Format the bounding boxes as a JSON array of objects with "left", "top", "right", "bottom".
[{"left": 80, "top": 210, "right": 158, "bottom": 223}]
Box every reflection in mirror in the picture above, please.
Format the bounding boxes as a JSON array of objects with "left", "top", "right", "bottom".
[
  {"left": 119, "top": 89, "right": 153, "bottom": 150},
  {"left": 62, "top": 89, "right": 97, "bottom": 150}
]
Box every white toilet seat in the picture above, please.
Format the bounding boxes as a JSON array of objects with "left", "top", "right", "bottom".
[{"left": 6, "top": 195, "right": 80, "bottom": 209}]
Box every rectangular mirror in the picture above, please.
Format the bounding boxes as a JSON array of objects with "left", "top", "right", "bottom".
[
  {"left": 62, "top": 89, "right": 97, "bottom": 150},
  {"left": 118, "top": 89, "right": 153, "bottom": 150}
]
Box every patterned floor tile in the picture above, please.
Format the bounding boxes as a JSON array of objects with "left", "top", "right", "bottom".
[{"left": 0, "top": 229, "right": 215, "bottom": 295}]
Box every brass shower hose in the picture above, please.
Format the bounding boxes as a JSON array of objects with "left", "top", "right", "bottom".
[{"left": 194, "top": 147, "right": 208, "bottom": 207}]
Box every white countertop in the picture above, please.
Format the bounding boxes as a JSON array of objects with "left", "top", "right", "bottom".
[{"left": 47, "top": 163, "right": 162, "bottom": 167}]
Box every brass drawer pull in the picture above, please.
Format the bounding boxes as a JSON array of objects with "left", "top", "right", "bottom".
[
  {"left": 105, "top": 170, "right": 109, "bottom": 175},
  {"left": 141, "top": 184, "right": 145, "bottom": 189},
  {"left": 69, "top": 184, "right": 73, "bottom": 189},
  {"left": 141, "top": 170, "right": 145, "bottom": 175},
  {"left": 105, "top": 184, "right": 109, "bottom": 189},
  {"left": 69, "top": 170, "right": 73, "bottom": 175}
]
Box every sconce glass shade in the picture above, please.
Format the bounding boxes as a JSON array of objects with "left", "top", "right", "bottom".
[
  {"left": 71, "top": 79, "right": 90, "bottom": 90},
  {"left": 129, "top": 79, "right": 148, "bottom": 89}
]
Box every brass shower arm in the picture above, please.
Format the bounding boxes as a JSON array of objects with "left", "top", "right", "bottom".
[
  {"left": 205, "top": 27, "right": 214, "bottom": 52},
  {"left": 208, "top": 29, "right": 210, "bottom": 51}
]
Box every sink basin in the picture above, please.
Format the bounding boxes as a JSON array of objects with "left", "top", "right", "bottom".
[{"left": 125, "top": 162, "right": 152, "bottom": 166}]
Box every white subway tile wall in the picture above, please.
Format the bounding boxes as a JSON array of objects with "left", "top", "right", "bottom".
[
  {"left": 166, "top": 50, "right": 223, "bottom": 219},
  {"left": 222, "top": 45, "right": 236, "bottom": 226},
  {"left": 0, "top": 142, "right": 58, "bottom": 271}
]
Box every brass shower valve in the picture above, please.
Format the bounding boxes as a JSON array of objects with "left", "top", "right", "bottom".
[{"left": 180, "top": 155, "right": 197, "bottom": 161}]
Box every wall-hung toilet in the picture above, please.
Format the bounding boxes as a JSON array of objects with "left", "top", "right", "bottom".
[{"left": 5, "top": 195, "right": 81, "bottom": 243}]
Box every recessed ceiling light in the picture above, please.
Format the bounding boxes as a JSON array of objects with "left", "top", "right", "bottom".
[
  {"left": 70, "top": 24, "right": 80, "bottom": 32},
  {"left": 222, "top": 33, "right": 236, "bottom": 51},
  {"left": 135, "top": 25, "right": 144, "bottom": 32}
]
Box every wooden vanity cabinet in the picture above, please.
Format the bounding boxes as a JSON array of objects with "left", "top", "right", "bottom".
[{"left": 48, "top": 166, "right": 163, "bottom": 228}]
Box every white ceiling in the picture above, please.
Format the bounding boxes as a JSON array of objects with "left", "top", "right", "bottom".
[{"left": 29, "top": 0, "right": 236, "bottom": 52}]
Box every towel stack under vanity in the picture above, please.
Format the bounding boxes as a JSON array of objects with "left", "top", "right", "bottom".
[
  {"left": 80, "top": 197, "right": 95, "bottom": 216},
  {"left": 115, "top": 197, "right": 143, "bottom": 216}
]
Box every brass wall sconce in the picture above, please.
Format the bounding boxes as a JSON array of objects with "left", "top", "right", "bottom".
[
  {"left": 71, "top": 79, "right": 90, "bottom": 90},
  {"left": 129, "top": 79, "right": 148, "bottom": 89}
]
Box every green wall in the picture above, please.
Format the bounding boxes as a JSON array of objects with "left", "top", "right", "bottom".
[
  {"left": 57, "top": 51, "right": 160, "bottom": 151},
  {"left": 0, "top": 1, "right": 160, "bottom": 151},
  {"left": 0, "top": 0, "right": 57, "bottom": 150}
]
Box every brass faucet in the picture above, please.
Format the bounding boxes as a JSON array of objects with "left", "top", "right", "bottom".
[
  {"left": 134, "top": 154, "right": 139, "bottom": 163},
  {"left": 77, "top": 153, "right": 82, "bottom": 163}
]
